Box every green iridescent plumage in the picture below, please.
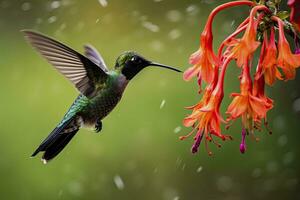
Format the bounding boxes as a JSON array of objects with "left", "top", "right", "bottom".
[{"left": 23, "top": 30, "right": 181, "bottom": 163}]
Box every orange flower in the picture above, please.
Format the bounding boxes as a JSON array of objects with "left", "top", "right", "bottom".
[
  {"left": 275, "top": 17, "right": 300, "bottom": 80},
  {"left": 226, "top": 62, "right": 269, "bottom": 131},
  {"left": 288, "top": 0, "right": 300, "bottom": 32},
  {"left": 182, "top": 59, "right": 232, "bottom": 154},
  {"left": 261, "top": 28, "right": 283, "bottom": 85},
  {"left": 229, "top": 6, "right": 264, "bottom": 67},
  {"left": 184, "top": 28, "right": 218, "bottom": 83}
]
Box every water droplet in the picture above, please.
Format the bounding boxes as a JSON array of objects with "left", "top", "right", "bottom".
[
  {"left": 272, "top": 116, "right": 285, "bottom": 131},
  {"left": 21, "top": 2, "right": 31, "bottom": 11},
  {"left": 51, "top": 1, "right": 61, "bottom": 9},
  {"left": 150, "top": 40, "right": 164, "bottom": 52},
  {"left": 168, "top": 29, "right": 181, "bottom": 40},
  {"left": 98, "top": 0, "right": 108, "bottom": 7},
  {"left": 96, "top": 18, "right": 100, "bottom": 23},
  {"left": 277, "top": 134, "right": 288, "bottom": 147},
  {"left": 68, "top": 181, "right": 83, "bottom": 196},
  {"left": 166, "top": 10, "right": 182, "bottom": 22},
  {"left": 230, "top": 20, "right": 235, "bottom": 27},
  {"left": 266, "top": 161, "right": 278, "bottom": 173},
  {"left": 113, "top": 175, "right": 125, "bottom": 190},
  {"left": 216, "top": 176, "right": 233, "bottom": 192},
  {"left": 142, "top": 21, "right": 160, "bottom": 32},
  {"left": 154, "top": 0, "right": 163, "bottom": 2},
  {"left": 252, "top": 168, "right": 262, "bottom": 178},
  {"left": 173, "top": 196, "right": 180, "bottom": 200},
  {"left": 283, "top": 152, "right": 294, "bottom": 165},
  {"left": 196, "top": 166, "right": 203, "bottom": 173},
  {"left": 186, "top": 5, "right": 199, "bottom": 16},
  {"left": 160, "top": 99, "right": 166, "bottom": 109},
  {"left": 293, "top": 98, "right": 300, "bottom": 112},
  {"left": 48, "top": 16, "right": 57, "bottom": 23},
  {"left": 174, "top": 126, "right": 181, "bottom": 133}
]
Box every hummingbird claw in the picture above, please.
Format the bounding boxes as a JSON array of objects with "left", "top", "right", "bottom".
[{"left": 95, "top": 119, "right": 102, "bottom": 133}]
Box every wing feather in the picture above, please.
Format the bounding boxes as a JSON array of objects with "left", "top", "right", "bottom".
[{"left": 22, "top": 30, "right": 108, "bottom": 97}]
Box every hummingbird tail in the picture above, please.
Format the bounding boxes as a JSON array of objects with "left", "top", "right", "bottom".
[{"left": 31, "top": 116, "right": 80, "bottom": 163}]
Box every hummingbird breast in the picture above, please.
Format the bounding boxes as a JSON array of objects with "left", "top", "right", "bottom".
[{"left": 80, "top": 73, "right": 128, "bottom": 127}]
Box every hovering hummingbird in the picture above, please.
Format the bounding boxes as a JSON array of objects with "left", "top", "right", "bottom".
[{"left": 23, "top": 30, "right": 181, "bottom": 164}]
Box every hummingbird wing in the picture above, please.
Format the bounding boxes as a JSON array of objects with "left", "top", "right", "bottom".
[
  {"left": 22, "top": 30, "right": 108, "bottom": 98},
  {"left": 84, "top": 44, "right": 109, "bottom": 73}
]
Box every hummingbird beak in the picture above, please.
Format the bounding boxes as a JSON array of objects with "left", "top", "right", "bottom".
[{"left": 148, "top": 62, "right": 182, "bottom": 73}]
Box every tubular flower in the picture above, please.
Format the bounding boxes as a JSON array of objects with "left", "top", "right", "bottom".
[
  {"left": 275, "top": 17, "right": 300, "bottom": 80},
  {"left": 182, "top": 0, "right": 300, "bottom": 156},
  {"left": 184, "top": 28, "right": 217, "bottom": 84},
  {"left": 288, "top": 0, "right": 300, "bottom": 32},
  {"left": 229, "top": 6, "right": 265, "bottom": 67},
  {"left": 261, "top": 28, "right": 283, "bottom": 85},
  {"left": 226, "top": 62, "right": 269, "bottom": 131},
  {"left": 182, "top": 59, "right": 232, "bottom": 155}
]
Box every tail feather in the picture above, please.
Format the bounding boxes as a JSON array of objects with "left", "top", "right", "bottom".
[{"left": 32, "top": 116, "right": 79, "bottom": 163}]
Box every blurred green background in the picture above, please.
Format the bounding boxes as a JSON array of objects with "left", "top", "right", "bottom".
[{"left": 0, "top": 0, "right": 299, "bottom": 199}]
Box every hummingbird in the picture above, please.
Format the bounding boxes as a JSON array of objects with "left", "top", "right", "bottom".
[{"left": 23, "top": 30, "right": 181, "bottom": 164}]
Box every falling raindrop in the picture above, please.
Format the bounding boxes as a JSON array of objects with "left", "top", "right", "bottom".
[
  {"left": 174, "top": 126, "right": 181, "bottom": 133},
  {"left": 68, "top": 181, "right": 83, "bottom": 196},
  {"left": 293, "top": 98, "right": 300, "bottom": 112},
  {"left": 166, "top": 10, "right": 182, "bottom": 22},
  {"left": 21, "top": 2, "right": 31, "bottom": 11},
  {"left": 186, "top": 5, "right": 199, "bottom": 16},
  {"left": 196, "top": 166, "right": 203, "bottom": 173},
  {"left": 277, "top": 134, "right": 288, "bottom": 147},
  {"left": 48, "top": 16, "right": 57, "bottom": 24},
  {"left": 173, "top": 196, "right": 180, "bottom": 200},
  {"left": 168, "top": 29, "right": 181, "bottom": 40},
  {"left": 98, "top": 0, "right": 108, "bottom": 7},
  {"left": 113, "top": 175, "right": 125, "bottom": 190},
  {"left": 216, "top": 176, "right": 233, "bottom": 192},
  {"left": 150, "top": 40, "right": 164, "bottom": 52},
  {"left": 96, "top": 18, "right": 100, "bottom": 23},
  {"left": 231, "top": 20, "right": 235, "bottom": 27},
  {"left": 283, "top": 152, "right": 294, "bottom": 165},
  {"left": 252, "top": 168, "right": 262, "bottom": 178},
  {"left": 142, "top": 21, "right": 160, "bottom": 32},
  {"left": 50, "top": 1, "right": 61, "bottom": 9},
  {"left": 160, "top": 99, "right": 166, "bottom": 109}
]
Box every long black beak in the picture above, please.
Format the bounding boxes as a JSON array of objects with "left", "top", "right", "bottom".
[{"left": 149, "top": 62, "right": 182, "bottom": 73}]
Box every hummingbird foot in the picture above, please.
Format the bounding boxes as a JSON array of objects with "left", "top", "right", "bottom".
[{"left": 95, "top": 119, "right": 102, "bottom": 133}]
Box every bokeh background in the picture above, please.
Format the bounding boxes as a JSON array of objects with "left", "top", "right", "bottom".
[{"left": 0, "top": 0, "right": 299, "bottom": 199}]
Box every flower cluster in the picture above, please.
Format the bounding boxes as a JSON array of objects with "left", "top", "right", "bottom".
[{"left": 182, "top": 0, "right": 300, "bottom": 155}]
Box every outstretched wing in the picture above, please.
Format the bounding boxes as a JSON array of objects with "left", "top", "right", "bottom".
[
  {"left": 84, "top": 44, "right": 109, "bottom": 73},
  {"left": 22, "top": 30, "right": 108, "bottom": 97}
]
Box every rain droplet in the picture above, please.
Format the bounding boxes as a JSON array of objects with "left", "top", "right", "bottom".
[
  {"left": 166, "top": 10, "right": 182, "bottom": 22},
  {"left": 68, "top": 181, "right": 83, "bottom": 196},
  {"left": 51, "top": 1, "right": 61, "bottom": 9},
  {"left": 231, "top": 20, "right": 235, "bottom": 27},
  {"left": 252, "top": 168, "right": 262, "bottom": 178},
  {"left": 196, "top": 166, "right": 203, "bottom": 173},
  {"left": 154, "top": 0, "right": 163, "bottom": 2},
  {"left": 174, "top": 126, "right": 181, "bottom": 133},
  {"left": 173, "top": 197, "right": 180, "bottom": 200},
  {"left": 113, "top": 175, "right": 125, "bottom": 190},
  {"left": 283, "top": 152, "right": 294, "bottom": 165},
  {"left": 293, "top": 98, "right": 300, "bottom": 112},
  {"left": 48, "top": 16, "right": 57, "bottom": 24},
  {"left": 142, "top": 21, "right": 160, "bottom": 32},
  {"left": 216, "top": 176, "right": 233, "bottom": 192},
  {"left": 186, "top": 5, "right": 199, "bottom": 16},
  {"left": 277, "top": 134, "right": 288, "bottom": 147},
  {"left": 266, "top": 161, "right": 278, "bottom": 173},
  {"left": 160, "top": 99, "right": 166, "bottom": 109},
  {"left": 96, "top": 18, "right": 100, "bottom": 23},
  {"left": 21, "top": 2, "right": 31, "bottom": 11},
  {"left": 150, "top": 40, "right": 164, "bottom": 52},
  {"left": 168, "top": 29, "right": 181, "bottom": 40},
  {"left": 98, "top": 0, "right": 108, "bottom": 7}
]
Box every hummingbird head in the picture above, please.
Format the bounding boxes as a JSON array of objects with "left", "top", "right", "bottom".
[{"left": 114, "top": 51, "right": 182, "bottom": 80}]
